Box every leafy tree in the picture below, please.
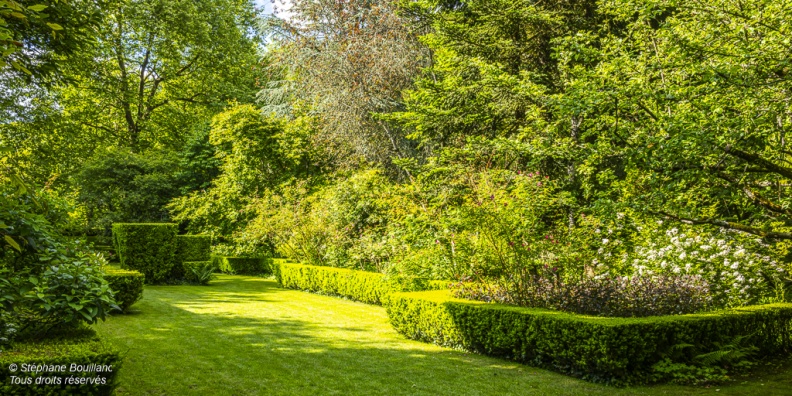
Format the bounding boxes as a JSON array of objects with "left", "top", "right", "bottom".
[
  {"left": 169, "top": 104, "right": 322, "bottom": 239},
  {"left": 75, "top": 148, "right": 181, "bottom": 232},
  {"left": 57, "top": 0, "right": 262, "bottom": 153},
  {"left": 263, "top": 0, "right": 429, "bottom": 170},
  {"left": 558, "top": 0, "right": 792, "bottom": 244},
  {"left": 1, "top": 0, "right": 102, "bottom": 79}
]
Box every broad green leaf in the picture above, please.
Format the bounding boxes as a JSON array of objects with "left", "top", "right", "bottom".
[
  {"left": 46, "top": 22, "right": 63, "bottom": 31},
  {"left": 3, "top": 235, "right": 20, "bottom": 251},
  {"left": 27, "top": 4, "right": 47, "bottom": 12}
]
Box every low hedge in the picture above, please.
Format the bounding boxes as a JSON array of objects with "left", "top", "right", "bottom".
[
  {"left": 112, "top": 223, "right": 177, "bottom": 284},
  {"left": 277, "top": 263, "right": 391, "bottom": 305},
  {"left": 213, "top": 256, "right": 270, "bottom": 275},
  {"left": 384, "top": 290, "right": 792, "bottom": 385},
  {"left": 102, "top": 268, "right": 144, "bottom": 313},
  {"left": 274, "top": 262, "right": 452, "bottom": 305},
  {"left": 0, "top": 330, "right": 122, "bottom": 395}
]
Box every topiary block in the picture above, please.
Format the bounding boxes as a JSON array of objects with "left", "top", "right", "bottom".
[
  {"left": 112, "top": 223, "right": 178, "bottom": 284},
  {"left": 103, "top": 268, "right": 144, "bottom": 313}
]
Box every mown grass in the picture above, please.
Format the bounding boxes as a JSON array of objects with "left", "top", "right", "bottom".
[{"left": 94, "top": 275, "right": 792, "bottom": 395}]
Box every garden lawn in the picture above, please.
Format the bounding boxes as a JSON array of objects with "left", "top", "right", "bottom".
[{"left": 94, "top": 275, "right": 792, "bottom": 395}]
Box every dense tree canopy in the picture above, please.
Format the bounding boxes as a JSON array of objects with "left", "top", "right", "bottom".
[{"left": 2, "top": 0, "right": 791, "bottom": 317}]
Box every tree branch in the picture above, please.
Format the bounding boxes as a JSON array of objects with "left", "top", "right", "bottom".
[{"left": 724, "top": 145, "right": 792, "bottom": 179}]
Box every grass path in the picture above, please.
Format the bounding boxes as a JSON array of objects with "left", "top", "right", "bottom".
[{"left": 94, "top": 275, "right": 792, "bottom": 395}]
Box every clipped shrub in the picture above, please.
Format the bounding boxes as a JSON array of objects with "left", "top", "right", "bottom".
[
  {"left": 0, "top": 329, "right": 122, "bottom": 395},
  {"left": 175, "top": 235, "right": 211, "bottom": 262},
  {"left": 171, "top": 235, "right": 212, "bottom": 279},
  {"left": 102, "top": 269, "right": 144, "bottom": 313},
  {"left": 454, "top": 274, "right": 712, "bottom": 317},
  {"left": 213, "top": 256, "right": 270, "bottom": 275},
  {"left": 385, "top": 290, "right": 792, "bottom": 385},
  {"left": 273, "top": 262, "right": 453, "bottom": 305},
  {"left": 277, "top": 263, "right": 390, "bottom": 304},
  {"left": 183, "top": 261, "right": 217, "bottom": 285},
  {"left": 112, "top": 223, "right": 178, "bottom": 284}
]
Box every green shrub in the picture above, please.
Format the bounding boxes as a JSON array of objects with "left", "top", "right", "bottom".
[
  {"left": 112, "top": 223, "right": 178, "bottom": 284},
  {"left": 175, "top": 235, "right": 212, "bottom": 262},
  {"left": 172, "top": 235, "right": 212, "bottom": 279},
  {"left": 274, "top": 263, "right": 453, "bottom": 305},
  {"left": 213, "top": 256, "right": 270, "bottom": 276},
  {"left": 183, "top": 261, "right": 217, "bottom": 285},
  {"left": 102, "top": 269, "right": 144, "bottom": 313},
  {"left": 0, "top": 329, "right": 122, "bottom": 395},
  {"left": 277, "top": 263, "right": 391, "bottom": 305},
  {"left": 385, "top": 290, "right": 792, "bottom": 385}
]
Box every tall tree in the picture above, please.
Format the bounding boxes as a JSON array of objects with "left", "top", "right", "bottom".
[
  {"left": 59, "top": 0, "right": 262, "bottom": 153},
  {"left": 561, "top": 0, "right": 792, "bottom": 243},
  {"left": 262, "top": 0, "right": 429, "bottom": 170}
]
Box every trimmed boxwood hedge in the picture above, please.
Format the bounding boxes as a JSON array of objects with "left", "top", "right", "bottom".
[
  {"left": 112, "top": 223, "right": 177, "bottom": 284},
  {"left": 0, "top": 329, "right": 122, "bottom": 395},
  {"left": 102, "top": 268, "right": 144, "bottom": 313},
  {"left": 276, "top": 263, "right": 391, "bottom": 305},
  {"left": 172, "top": 235, "right": 211, "bottom": 279},
  {"left": 384, "top": 289, "right": 792, "bottom": 385},
  {"left": 213, "top": 256, "right": 270, "bottom": 276},
  {"left": 273, "top": 262, "right": 451, "bottom": 305}
]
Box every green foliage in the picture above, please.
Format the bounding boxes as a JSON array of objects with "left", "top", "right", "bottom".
[
  {"left": 385, "top": 290, "right": 792, "bottom": 385},
  {"left": 182, "top": 261, "right": 216, "bottom": 285},
  {"left": 0, "top": 328, "right": 121, "bottom": 395},
  {"left": 277, "top": 263, "right": 392, "bottom": 305},
  {"left": 173, "top": 235, "right": 211, "bottom": 279},
  {"left": 0, "top": 0, "right": 102, "bottom": 79},
  {"left": 169, "top": 104, "right": 320, "bottom": 240},
  {"left": 175, "top": 123, "right": 221, "bottom": 194},
  {"left": 214, "top": 256, "right": 270, "bottom": 276},
  {"left": 0, "top": 178, "right": 117, "bottom": 339},
  {"left": 54, "top": 0, "right": 261, "bottom": 153},
  {"left": 112, "top": 223, "right": 178, "bottom": 284},
  {"left": 243, "top": 170, "right": 396, "bottom": 271},
  {"left": 176, "top": 235, "right": 211, "bottom": 261},
  {"left": 102, "top": 268, "right": 144, "bottom": 313},
  {"left": 275, "top": 262, "right": 450, "bottom": 305},
  {"left": 76, "top": 149, "right": 182, "bottom": 233}
]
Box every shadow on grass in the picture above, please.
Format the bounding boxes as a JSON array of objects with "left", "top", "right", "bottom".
[{"left": 95, "top": 275, "right": 792, "bottom": 396}]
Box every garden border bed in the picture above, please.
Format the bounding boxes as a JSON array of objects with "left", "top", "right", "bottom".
[{"left": 384, "top": 289, "right": 792, "bottom": 385}]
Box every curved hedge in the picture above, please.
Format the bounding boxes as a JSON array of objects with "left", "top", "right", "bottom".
[
  {"left": 0, "top": 330, "right": 122, "bottom": 395},
  {"left": 112, "top": 223, "right": 177, "bottom": 284},
  {"left": 102, "top": 268, "right": 144, "bottom": 313},
  {"left": 385, "top": 290, "right": 792, "bottom": 385}
]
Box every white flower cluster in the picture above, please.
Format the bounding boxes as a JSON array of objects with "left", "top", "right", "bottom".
[{"left": 624, "top": 227, "right": 787, "bottom": 307}]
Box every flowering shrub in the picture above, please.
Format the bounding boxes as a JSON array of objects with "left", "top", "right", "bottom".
[
  {"left": 619, "top": 226, "right": 788, "bottom": 307},
  {"left": 453, "top": 273, "right": 712, "bottom": 317}
]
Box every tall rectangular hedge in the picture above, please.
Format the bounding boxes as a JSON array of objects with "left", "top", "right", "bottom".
[
  {"left": 112, "top": 223, "right": 177, "bottom": 284},
  {"left": 384, "top": 290, "right": 792, "bottom": 385},
  {"left": 172, "top": 235, "right": 211, "bottom": 279}
]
